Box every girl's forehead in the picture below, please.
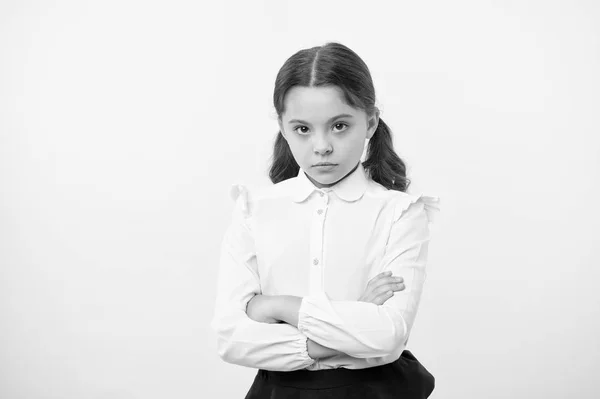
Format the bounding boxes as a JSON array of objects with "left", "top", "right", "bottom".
[{"left": 283, "top": 86, "right": 355, "bottom": 119}]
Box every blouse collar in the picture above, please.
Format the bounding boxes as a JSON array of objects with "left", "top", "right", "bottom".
[{"left": 290, "top": 162, "right": 369, "bottom": 203}]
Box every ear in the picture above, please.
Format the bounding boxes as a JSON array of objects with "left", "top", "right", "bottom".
[{"left": 366, "top": 108, "right": 380, "bottom": 139}]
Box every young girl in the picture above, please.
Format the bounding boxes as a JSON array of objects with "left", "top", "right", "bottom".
[{"left": 211, "top": 42, "right": 440, "bottom": 399}]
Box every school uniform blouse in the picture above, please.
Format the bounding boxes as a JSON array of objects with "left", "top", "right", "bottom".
[{"left": 210, "top": 162, "right": 440, "bottom": 372}]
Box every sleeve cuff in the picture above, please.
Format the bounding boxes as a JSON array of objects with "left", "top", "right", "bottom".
[
  {"left": 297, "top": 333, "right": 316, "bottom": 368},
  {"left": 298, "top": 296, "right": 309, "bottom": 336},
  {"left": 297, "top": 293, "right": 338, "bottom": 338}
]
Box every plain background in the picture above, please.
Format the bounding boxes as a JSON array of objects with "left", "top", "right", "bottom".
[{"left": 1, "top": 0, "right": 599, "bottom": 398}]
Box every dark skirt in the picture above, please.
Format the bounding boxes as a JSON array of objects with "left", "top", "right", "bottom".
[{"left": 244, "top": 350, "right": 435, "bottom": 399}]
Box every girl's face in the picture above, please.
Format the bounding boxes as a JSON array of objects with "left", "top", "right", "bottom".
[{"left": 278, "top": 85, "right": 379, "bottom": 188}]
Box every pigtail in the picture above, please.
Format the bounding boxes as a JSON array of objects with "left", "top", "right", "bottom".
[
  {"left": 363, "top": 118, "right": 411, "bottom": 192},
  {"left": 269, "top": 131, "right": 299, "bottom": 184}
]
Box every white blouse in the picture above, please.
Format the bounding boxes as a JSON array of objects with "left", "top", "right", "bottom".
[{"left": 210, "top": 162, "right": 440, "bottom": 371}]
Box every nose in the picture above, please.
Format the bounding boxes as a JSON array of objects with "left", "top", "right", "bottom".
[{"left": 312, "top": 132, "right": 332, "bottom": 155}]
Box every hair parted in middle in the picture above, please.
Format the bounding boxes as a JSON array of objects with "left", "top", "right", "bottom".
[{"left": 268, "top": 42, "right": 410, "bottom": 192}]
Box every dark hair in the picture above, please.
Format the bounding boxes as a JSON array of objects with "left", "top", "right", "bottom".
[{"left": 268, "top": 42, "right": 410, "bottom": 192}]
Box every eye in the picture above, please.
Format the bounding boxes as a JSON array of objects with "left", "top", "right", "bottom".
[
  {"left": 332, "top": 122, "right": 348, "bottom": 133},
  {"left": 293, "top": 126, "right": 309, "bottom": 135}
]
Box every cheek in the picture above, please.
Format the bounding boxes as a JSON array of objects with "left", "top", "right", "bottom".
[
  {"left": 338, "top": 136, "right": 364, "bottom": 153},
  {"left": 285, "top": 139, "right": 306, "bottom": 157}
]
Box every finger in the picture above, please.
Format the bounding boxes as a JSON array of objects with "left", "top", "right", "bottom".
[
  {"left": 391, "top": 282, "right": 405, "bottom": 291},
  {"left": 386, "top": 281, "right": 405, "bottom": 292},
  {"left": 374, "top": 290, "right": 394, "bottom": 305},
  {"left": 371, "top": 270, "right": 392, "bottom": 281},
  {"left": 373, "top": 282, "right": 404, "bottom": 299},
  {"left": 369, "top": 271, "right": 392, "bottom": 283},
  {"left": 370, "top": 275, "right": 403, "bottom": 291},
  {"left": 367, "top": 270, "right": 392, "bottom": 286}
]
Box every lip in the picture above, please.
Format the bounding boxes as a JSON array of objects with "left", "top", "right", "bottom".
[
  {"left": 313, "top": 164, "right": 337, "bottom": 171},
  {"left": 313, "top": 163, "right": 337, "bottom": 167}
]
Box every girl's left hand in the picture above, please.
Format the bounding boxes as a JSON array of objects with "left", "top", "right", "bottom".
[{"left": 246, "top": 294, "right": 279, "bottom": 324}]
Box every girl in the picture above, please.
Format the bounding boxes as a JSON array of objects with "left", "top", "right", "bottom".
[{"left": 211, "top": 42, "right": 440, "bottom": 398}]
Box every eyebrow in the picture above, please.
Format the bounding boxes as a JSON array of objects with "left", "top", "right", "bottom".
[{"left": 287, "top": 113, "right": 354, "bottom": 125}]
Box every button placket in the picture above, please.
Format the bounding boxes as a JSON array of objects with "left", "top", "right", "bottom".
[{"left": 309, "top": 190, "right": 328, "bottom": 295}]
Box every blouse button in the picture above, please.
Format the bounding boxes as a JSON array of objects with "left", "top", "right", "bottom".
[
  {"left": 317, "top": 209, "right": 323, "bottom": 215},
  {"left": 319, "top": 192, "right": 324, "bottom": 197},
  {"left": 313, "top": 258, "right": 319, "bottom": 265}
]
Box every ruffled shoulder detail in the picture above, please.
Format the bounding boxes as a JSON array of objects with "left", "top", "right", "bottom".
[
  {"left": 393, "top": 192, "right": 441, "bottom": 225},
  {"left": 229, "top": 184, "right": 252, "bottom": 218}
]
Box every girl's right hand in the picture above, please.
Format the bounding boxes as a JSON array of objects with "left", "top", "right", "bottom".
[{"left": 358, "top": 271, "right": 405, "bottom": 305}]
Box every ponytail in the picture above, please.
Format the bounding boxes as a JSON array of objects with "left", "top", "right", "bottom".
[
  {"left": 268, "top": 131, "right": 299, "bottom": 184},
  {"left": 363, "top": 117, "right": 410, "bottom": 192}
]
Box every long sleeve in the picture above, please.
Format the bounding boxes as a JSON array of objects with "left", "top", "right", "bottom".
[
  {"left": 210, "top": 185, "right": 317, "bottom": 371},
  {"left": 297, "top": 194, "right": 440, "bottom": 358}
]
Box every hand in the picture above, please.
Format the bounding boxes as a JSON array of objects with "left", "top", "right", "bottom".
[
  {"left": 358, "top": 271, "right": 405, "bottom": 305},
  {"left": 246, "top": 294, "right": 279, "bottom": 324}
]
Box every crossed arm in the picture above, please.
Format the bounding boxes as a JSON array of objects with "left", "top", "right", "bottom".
[
  {"left": 246, "top": 294, "right": 343, "bottom": 359},
  {"left": 211, "top": 191, "right": 438, "bottom": 370}
]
